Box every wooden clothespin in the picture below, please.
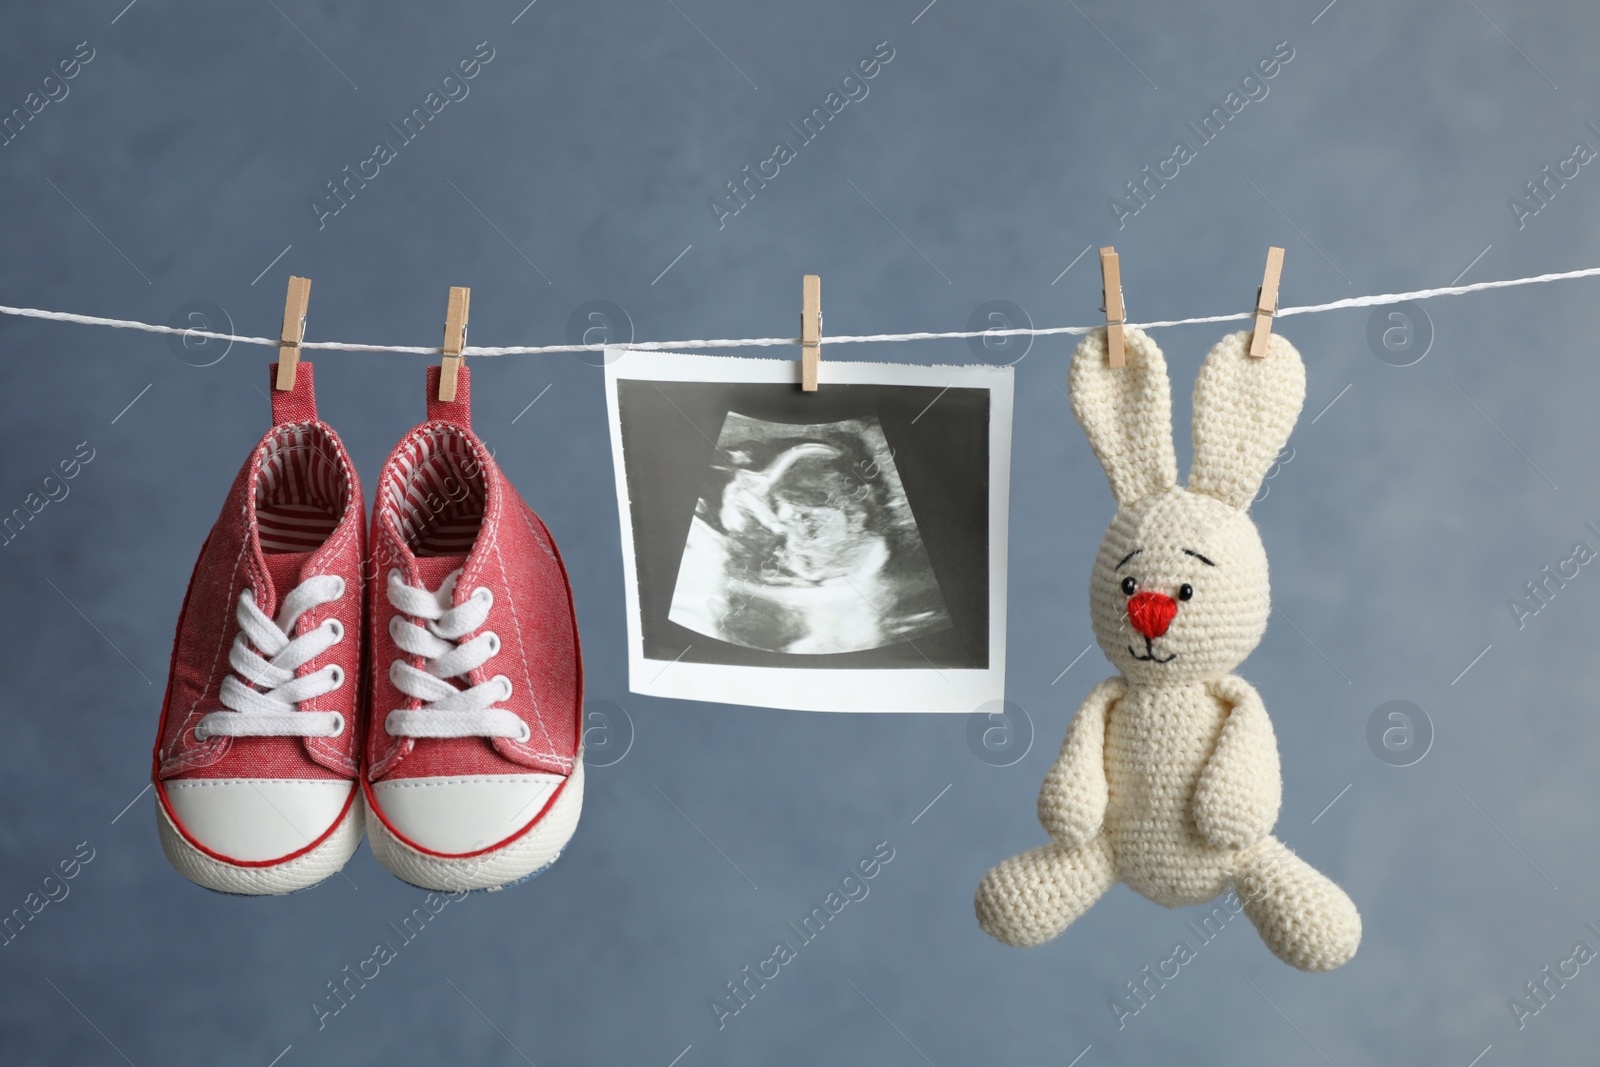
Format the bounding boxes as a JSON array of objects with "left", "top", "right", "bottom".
[
  {"left": 274, "top": 276, "right": 311, "bottom": 391},
  {"left": 1099, "top": 247, "right": 1126, "bottom": 368},
  {"left": 1249, "top": 246, "right": 1285, "bottom": 358},
  {"left": 437, "top": 286, "right": 471, "bottom": 401},
  {"left": 800, "top": 274, "right": 822, "bottom": 392}
]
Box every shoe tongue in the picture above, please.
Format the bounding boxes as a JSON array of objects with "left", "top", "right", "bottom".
[
  {"left": 261, "top": 550, "right": 315, "bottom": 610},
  {"left": 411, "top": 554, "right": 470, "bottom": 599}
]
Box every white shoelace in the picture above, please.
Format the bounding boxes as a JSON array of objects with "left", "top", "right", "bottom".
[
  {"left": 385, "top": 568, "right": 530, "bottom": 742},
  {"left": 195, "top": 574, "right": 348, "bottom": 739}
]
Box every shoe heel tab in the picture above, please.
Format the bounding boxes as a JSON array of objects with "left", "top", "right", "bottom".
[
  {"left": 426, "top": 365, "right": 472, "bottom": 428},
  {"left": 269, "top": 361, "right": 318, "bottom": 424}
]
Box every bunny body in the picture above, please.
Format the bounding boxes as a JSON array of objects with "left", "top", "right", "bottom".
[
  {"left": 976, "top": 328, "right": 1361, "bottom": 973},
  {"left": 1104, "top": 678, "right": 1245, "bottom": 906}
]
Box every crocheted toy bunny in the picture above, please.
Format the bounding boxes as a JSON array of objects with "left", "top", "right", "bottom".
[{"left": 975, "top": 326, "right": 1361, "bottom": 972}]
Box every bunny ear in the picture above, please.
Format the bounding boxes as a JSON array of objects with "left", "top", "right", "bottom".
[
  {"left": 1068, "top": 326, "right": 1177, "bottom": 507},
  {"left": 1188, "top": 330, "right": 1306, "bottom": 509}
]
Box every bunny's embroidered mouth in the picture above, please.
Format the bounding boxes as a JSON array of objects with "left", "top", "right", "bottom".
[{"left": 1128, "top": 636, "right": 1176, "bottom": 663}]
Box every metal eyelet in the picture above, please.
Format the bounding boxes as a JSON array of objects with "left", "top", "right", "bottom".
[
  {"left": 326, "top": 665, "right": 345, "bottom": 688},
  {"left": 484, "top": 631, "right": 501, "bottom": 655},
  {"left": 513, "top": 720, "right": 531, "bottom": 743},
  {"left": 325, "top": 712, "right": 346, "bottom": 737},
  {"left": 474, "top": 587, "right": 495, "bottom": 608},
  {"left": 492, "top": 675, "right": 513, "bottom": 701},
  {"left": 325, "top": 619, "right": 344, "bottom": 642},
  {"left": 329, "top": 576, "right": 347, "bottom": 599}
]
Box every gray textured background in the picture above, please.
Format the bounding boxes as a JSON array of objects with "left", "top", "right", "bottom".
[{"left": 2, "top": 1, "right": 1598, "bottom": 1064}]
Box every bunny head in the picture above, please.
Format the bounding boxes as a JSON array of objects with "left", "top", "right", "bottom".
[{"left": 1068, "top": 327, "right": 1306, "bottom": 686}]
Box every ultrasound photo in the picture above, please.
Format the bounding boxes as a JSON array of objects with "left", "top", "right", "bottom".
[
  {"left": 668, "top": 413, "right": 951, "bottom": 655},
  {"left": 604, "top": 350, "right": 1013, "bottom": 713}
]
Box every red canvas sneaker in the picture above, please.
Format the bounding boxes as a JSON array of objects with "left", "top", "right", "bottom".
[
  {"left": 152, "top": 363, "right": 366, "bottom": 895},
  {"left": 364, "top": 366, "right": 583, "bottom": 891}
]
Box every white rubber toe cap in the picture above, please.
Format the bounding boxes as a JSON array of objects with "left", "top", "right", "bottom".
[
  {"left": 163, "top": 778, "right": 355, "bottom": 863},
  {"left": 371, "top": 774, "right": 564, "bottom": 855}
]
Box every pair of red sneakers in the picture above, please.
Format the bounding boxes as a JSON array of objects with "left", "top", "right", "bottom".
[{"left": 152, "top": 362, "right": 583, "bottom": 895}]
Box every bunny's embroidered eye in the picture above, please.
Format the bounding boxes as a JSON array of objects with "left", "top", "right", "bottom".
[
  {"left": 1178, "top": 583, "right": 1193, "bottom": 601},
  {"left": 1120, "top": 576, "right": 1137, "bottom": 596}
]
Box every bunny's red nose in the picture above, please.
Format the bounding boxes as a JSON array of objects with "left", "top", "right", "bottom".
[{"left": 1127, "top": 591, "right": 1177, "bottom": 639}]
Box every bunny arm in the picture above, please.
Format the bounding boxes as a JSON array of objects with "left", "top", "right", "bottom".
[
  {"left": 1192, "top": 676, "right": 1283, "bottom": 850},
  {"left": 1037, "top": 677, "right": 1126, "bottom": 847}
]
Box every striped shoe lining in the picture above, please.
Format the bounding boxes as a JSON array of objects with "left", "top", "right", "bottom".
[
  {"left": 255, "top": 427, "right": 349, "bottom": 554},
  {"left": 382, "top": 428, "right": 485, "bottom": 557}
]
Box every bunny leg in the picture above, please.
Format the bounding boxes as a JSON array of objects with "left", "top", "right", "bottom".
[
  {"left": 1232, "top": 836, "right": 1361, "bottom": 972},
  {"left": 975, "top": 836, "right": 1116, "bottom": 948}
]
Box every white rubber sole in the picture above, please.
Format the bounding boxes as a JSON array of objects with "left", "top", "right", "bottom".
[
  {"left": 366, "top": 759, "right": 584, "bottom": 892},
  {"left": 155, "top": 784, "right": 365, "bottom": 896}
]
